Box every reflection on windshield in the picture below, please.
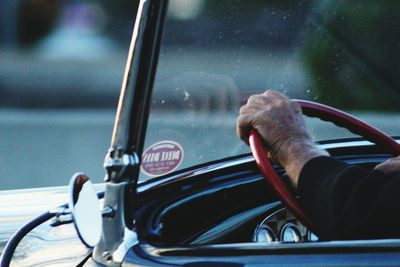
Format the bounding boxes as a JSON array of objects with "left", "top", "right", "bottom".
[{"left": 143, "top": 0, "right": 400, "bottom": 179}]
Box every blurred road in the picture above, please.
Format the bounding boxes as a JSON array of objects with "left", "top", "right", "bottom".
[
  {"left": 1, "top": 109, "right": 399, "bottom": 190},
  {"left": 0, "top": 109, "right": 114, "bottom": 190}
]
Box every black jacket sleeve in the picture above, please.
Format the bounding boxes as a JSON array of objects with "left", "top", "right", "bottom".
[{"left": 297, "top": 156, "right": 400, "bottom": 240}]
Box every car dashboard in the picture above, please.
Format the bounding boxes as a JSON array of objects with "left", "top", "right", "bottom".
[
  {"left": 123, "top": 142, "right": 400, "bottom": 266},
  {"left": 134, "top": 140, "right": 392, "bottom": 248}
]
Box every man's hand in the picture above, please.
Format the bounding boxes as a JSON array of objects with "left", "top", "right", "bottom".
[
  {"left": 236, "top": 90, "right": 328, "bottom": 186},
  {"left": 237, "top": 90, "right": 309, "bottom": 156},
  {"left": 375, "top": 156, "right": 400, "bottom": 174}
]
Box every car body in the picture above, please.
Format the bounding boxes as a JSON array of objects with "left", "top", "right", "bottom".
[{"left": 1, "top": 0, "right": 400, "bottom": 266}]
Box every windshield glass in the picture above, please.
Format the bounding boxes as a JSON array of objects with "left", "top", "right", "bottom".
[{"left": 141, "top": 0, "right": 400, "bottom": 179}]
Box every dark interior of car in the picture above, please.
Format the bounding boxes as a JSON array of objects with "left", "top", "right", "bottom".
[{"left": 134, "top": 141, "right": 390, "bottom": 249}]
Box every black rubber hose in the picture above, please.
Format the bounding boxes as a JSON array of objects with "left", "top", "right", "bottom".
[
  {"left": 0, "top": 204, "right": 66, "bottom": 267},
  {"left": 0, "top": 191, "right": 104, "bottom": 267}
]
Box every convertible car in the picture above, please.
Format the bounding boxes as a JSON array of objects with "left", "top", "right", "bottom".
[{"left": 1, "top": 0, "right": 400, "bottom": 266}]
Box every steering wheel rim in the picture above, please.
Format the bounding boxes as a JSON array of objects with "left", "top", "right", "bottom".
[{"left": 249, "top": 100, "right": 400, "bottom": 234}]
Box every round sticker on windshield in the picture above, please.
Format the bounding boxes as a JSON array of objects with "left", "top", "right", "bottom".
[{"left": 141, "top": 141, "right": 184, "bottom": 177}]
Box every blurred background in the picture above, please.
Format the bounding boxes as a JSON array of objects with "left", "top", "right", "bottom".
[
  {"left": 1, "top": 0, "right": 400, "bottom": 188},
  {"left": 0, "top": 0, "right": 138, "bottom": 189}
]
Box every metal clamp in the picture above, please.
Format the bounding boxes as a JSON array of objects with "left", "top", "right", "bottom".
[{"left": 104, "top": 148, "right": 139, "bottom": 183}]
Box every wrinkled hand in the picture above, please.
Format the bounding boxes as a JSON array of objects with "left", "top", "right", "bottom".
[
  {"left": 375, "top": 156, "right": 400, "bottom": 174},
  {"left": 237, "top": 90, "right": 310, "bottom": 159},
  {"left": 236, "top": 90, "right": 328, "bottom": 186}
]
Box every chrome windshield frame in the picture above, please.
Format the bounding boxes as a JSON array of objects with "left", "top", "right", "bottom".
[{"left": 92, "top": 0, "right": 169, "bottom": 265}]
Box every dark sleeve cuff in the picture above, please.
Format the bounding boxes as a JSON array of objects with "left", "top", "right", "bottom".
[{"left": 297, "top": 156, "right": 347, "bottom": 213}]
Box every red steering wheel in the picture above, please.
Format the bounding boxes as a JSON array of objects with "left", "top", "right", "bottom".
[{"left": 249, "top": 100, "right": 400, "bottom": 233}]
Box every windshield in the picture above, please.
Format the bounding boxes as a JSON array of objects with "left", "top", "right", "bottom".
[{"left": 141, "top": 0, "right": 400, "bottom": 179}]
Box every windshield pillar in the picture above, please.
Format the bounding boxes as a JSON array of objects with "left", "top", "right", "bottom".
[{"left": 92, "top": 0, "right": 168, "bottom": 265}]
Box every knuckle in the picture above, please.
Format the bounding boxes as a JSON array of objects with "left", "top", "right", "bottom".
[
  {"left": 239, "top": 105, "right": 248, "bottom": 114},
  {"left": 273, "top": 99, "right": 287, "bottom": 110},
  {"left": 247, "top": 94, "right": 260, "bottom": 103},
  {"left": 264, "top": 89, "right": 274, "bottom": 96},
  {"left": 236, "top": 116, "right": 243, "bottom": 125},
  {"left": 237, "top": 114, "right": 250, "bottom": 126}
]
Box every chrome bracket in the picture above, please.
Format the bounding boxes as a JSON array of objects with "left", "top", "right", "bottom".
[
  {"left": 91, "top": 148, "right": 140, "bottom": 265},
  {"left": 103, "top": 147, "right": 140, "bottom": 183},
  {"left": 49, "top": 207, "right": 72, "bottom": 227},
  {"left": 93, "top": 182, "right": 128, "bottom": 266}
]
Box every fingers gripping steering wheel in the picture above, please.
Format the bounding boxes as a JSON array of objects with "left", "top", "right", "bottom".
[{"left": 249, "top": 100, "right": 400, "bottom": 233}]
